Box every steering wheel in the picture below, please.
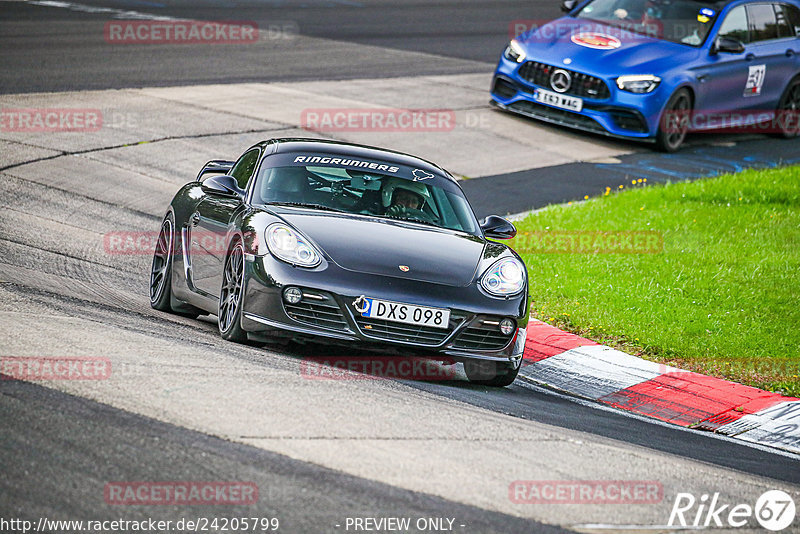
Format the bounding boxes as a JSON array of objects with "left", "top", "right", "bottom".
[{"left": 386, "top": 205, "right": 438, "bottom": 224}]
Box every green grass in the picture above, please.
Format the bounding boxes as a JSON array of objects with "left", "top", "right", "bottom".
[{"left": 510, "top": 165, "right": 800, "bottom": 397}]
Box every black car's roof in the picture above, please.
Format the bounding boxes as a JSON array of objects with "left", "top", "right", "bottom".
[{"left": 253, "top": 138, "right": 458, "bottom": 184}]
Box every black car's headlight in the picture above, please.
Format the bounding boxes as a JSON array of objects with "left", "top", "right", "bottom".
[
  {"left": 503, "top": 40, "right": 526, "bottom": 63},
  {"left": 480, "top": 258, "right": 525, "bottom": 296},
  {"left": 266, "top": 223, "right": 321, "bottom": 267},
  {"left": 616, "top": 75, "right": 661, "bottom": 94}
]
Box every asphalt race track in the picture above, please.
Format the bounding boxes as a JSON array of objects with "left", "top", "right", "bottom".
[{"left": 1, "top": 1, "right": 799, "bottom": 533}]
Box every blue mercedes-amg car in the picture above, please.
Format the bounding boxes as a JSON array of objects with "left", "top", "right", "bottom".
[{"left": 491, "top": 0, "right": 800, "bottom": 151}]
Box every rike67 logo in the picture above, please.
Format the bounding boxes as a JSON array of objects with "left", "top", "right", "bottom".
[{"left": 669, "top": 490, "right": 796, "bottom": 531}]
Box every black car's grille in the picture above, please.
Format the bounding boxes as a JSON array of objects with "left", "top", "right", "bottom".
[
  {"left": 508, "top": 100, "right": 606, "bottom": 134},
  {"left": 452, "top": 318, "right": 515, "bottom": 351},
  {"left": 492, "top": 76, "right": 519, "bottom": 99},
  {"left": 284, "top": 291, "right": 348, "bottom": 331},
  {"left": 517, "top": 62, "right": 610, "bottom": 100},
  {"left": 355, "top": 317, "right": 459, "bottom": 346}
]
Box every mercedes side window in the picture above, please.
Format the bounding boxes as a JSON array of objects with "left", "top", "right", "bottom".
[
  {"left": 747, "top": 3, "right": 779, "bottom": 42},
  {"left": 718, "top": 5, "right": 750, "bottom": 43},
  {"left": 229, "top": 148, "right": 260, "bottom": 190}
]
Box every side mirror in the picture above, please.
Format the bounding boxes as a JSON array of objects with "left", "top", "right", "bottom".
[
  {"left": 481, "top": 215, "right": 517, "bottom": 239},
  {"left": 711, "top": 36, "right": 745, "bottom": 55},
  {"left": 561, "top": 0, "right": 578, "bottom": 12},
  {"left": 201, "top": 174, "right": 244, "bottom": 200}
]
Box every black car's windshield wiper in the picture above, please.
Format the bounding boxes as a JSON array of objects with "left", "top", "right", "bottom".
[
  {"left": 382, "top": 214, "right": 442, "bottom": 229},
  {"left": 405, "top": 217, "right": 441, "bottom": 228},
  {"left": 266, "top": 201, "right": 345, "bottom": 213}
]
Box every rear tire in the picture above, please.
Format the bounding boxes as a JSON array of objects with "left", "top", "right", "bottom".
[
  {"left": 218, "top": 240, "right": 249, "bottom": 343},
  {"left": 772, "top": 76, "right": 800, "bottom": 138},
  {"left": 655, "top": 88, "right": 692, "bottom": 153},
  {"left": 464, "top": 359, "right": 521, "bottom": 387}
]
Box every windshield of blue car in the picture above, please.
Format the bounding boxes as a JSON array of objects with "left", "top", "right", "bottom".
[
  {"left": 253, "top": 165, "right": 480, "bottom": 235},
  {"left": 575, "top": 0, "right": 720, "bottom": 46}
]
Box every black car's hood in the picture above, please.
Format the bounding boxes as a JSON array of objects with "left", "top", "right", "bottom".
[{"left": 275, "top": 209, "right": 486, "bottom": 286}]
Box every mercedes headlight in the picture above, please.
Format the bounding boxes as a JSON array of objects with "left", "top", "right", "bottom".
[
  {"left": 616, "top": 75, "right": 661, "bottom": 93},
  {"left": 266, "top": 223, "right": 321, "bottom": 267},
  {"left": 481, "top": 258, "right": 525, "bottom": 296},
  {"left": 503, "top": 40, "right": 526, "bottom": 63}
]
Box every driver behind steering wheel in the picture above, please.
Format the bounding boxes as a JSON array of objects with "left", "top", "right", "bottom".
[{"left": 381, "top": 178, "right": 434, "bottom": 222}]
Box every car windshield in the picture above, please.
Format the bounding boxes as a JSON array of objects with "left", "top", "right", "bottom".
[
  {"left": 575, "top": 0, "right": 720, "bottom": 46},
  {"left": 253, "top": 164, "right": 480, "bottom": 235}
]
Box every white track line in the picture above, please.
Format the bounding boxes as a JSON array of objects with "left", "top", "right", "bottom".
[{"left": 28, "top": 0, "right": 175, "bottom": 20}]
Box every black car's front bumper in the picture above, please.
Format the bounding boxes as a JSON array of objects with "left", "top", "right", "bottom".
[{"left": 240, "top": 253, "right": 528, "bottom": 363}]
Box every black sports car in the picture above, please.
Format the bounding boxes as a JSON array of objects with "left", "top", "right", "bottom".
[{"left": 149, "top": 138, "right": 529, "bottom": 386}]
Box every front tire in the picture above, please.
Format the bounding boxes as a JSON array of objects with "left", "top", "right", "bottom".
[
  {"left": 464, "top": 359, "right": 521, "bottom": 387},
  {"left": 655, "top": 88, "right": 692, "bottom": 153},
  {"left": 150, "top": 214, "right": 176, "bottom": 312},
  {"left": 218, "top": 240, "right": 248, "bottom": 343},
  {"left": 149, "top": 212, "right": 201, "bottom": 318},
  {"left": 773, "top": 76, "right": 800, "bottom": 138}
]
